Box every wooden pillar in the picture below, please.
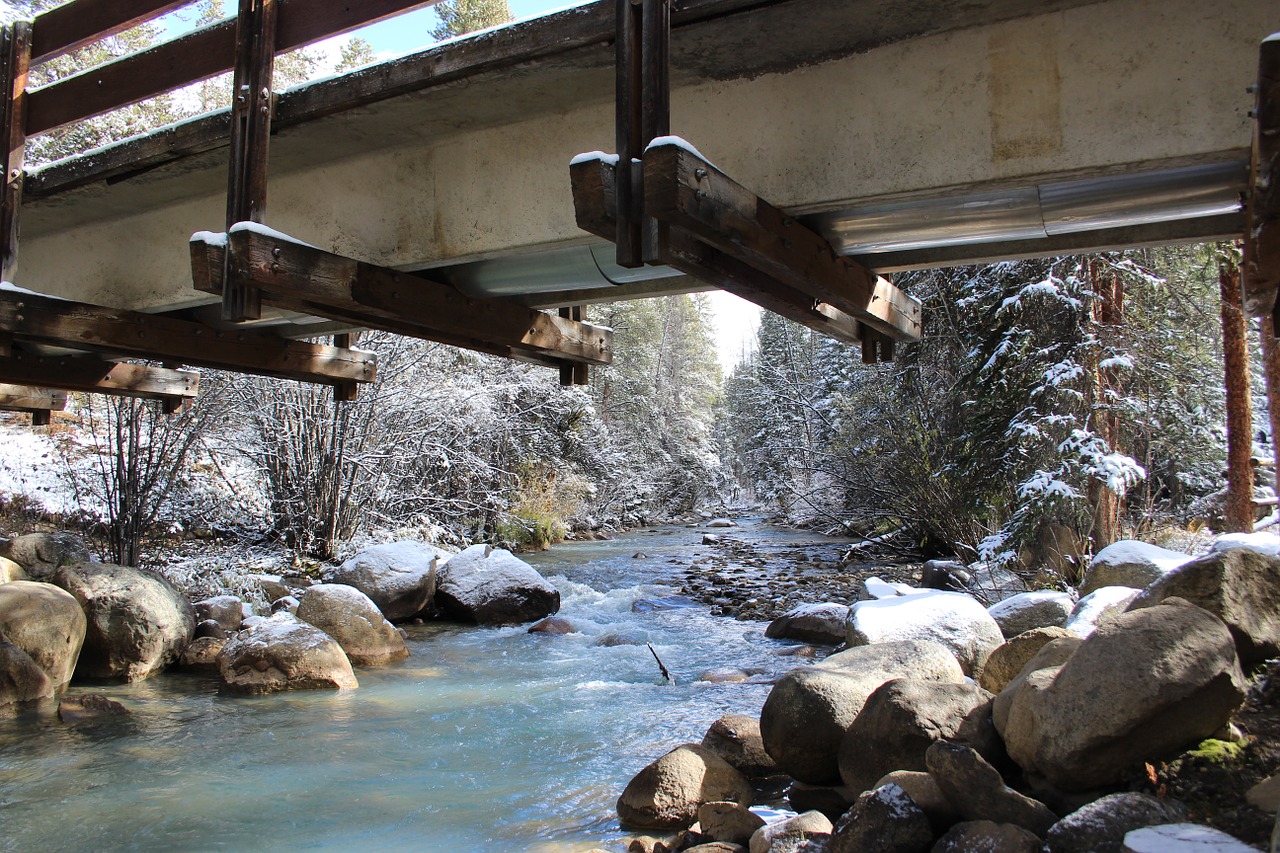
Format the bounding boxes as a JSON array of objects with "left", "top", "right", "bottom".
[
  {"left": 558, "top": 307, "right": 589, "bottom": 386},
  {"left": 222, "top": 0, "right": 277, "bottom": 322},
  {"left": 1221, "top": 257, "right": 1255, "bottom": 532},
  {"left": 614, "top": 0, "right": 669, "bottom": 268},
  {"left": 0, "top": 22, "right": 31, "bottom": 282},
  {"left": 1244, "top": 33, "right": 1280, "bottom": 311},
  {"left": 333, "top": 332, "right": 359, "bottom": 402}
]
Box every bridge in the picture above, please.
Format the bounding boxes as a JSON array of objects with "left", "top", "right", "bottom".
[{"left": 0, "top": 0, "right": 1276, "bottom": 407}]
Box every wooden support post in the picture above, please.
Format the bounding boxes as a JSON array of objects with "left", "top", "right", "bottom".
[
  {"left": 1244, "top": 33, "right": 1280, "bottom": 317},
  {"left": 615, "top": 0, "right": 643, "bottom": 268},
  {"left": 194, "top": 229, "right": 613, "bottom": 367},
  {"left": 0, "top": 22, "right": 31, "bottom": 282},
  {"left": 223, "top": 0, "right": 278, "bottom": 322},
  {"left": 332, "top": 332, "right": 359, "bottom": 402},
  {"left": 558, "top": 307, "right": 590, "bottom": 385},
  {"left": 0, "top": 287, "right": 377, "bottom": 388},
  {"left": 29, "top": 409, "right": 49, "bottom": 425},
  {"left": 0, "top": 352, "right": 198, "bottom": 402},
  {"left": 1221, "top": 256, "right": 1255, "bottom": 533}
]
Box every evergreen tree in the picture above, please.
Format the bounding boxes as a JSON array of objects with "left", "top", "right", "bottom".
[
  {"left": 431, "top": 0, "right": 513, "bottom": 40},
  {"left": 335, "top": 37, "right": 376, "bottom": 73}
]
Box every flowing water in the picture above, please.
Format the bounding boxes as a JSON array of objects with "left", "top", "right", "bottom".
[{"left": 0, "top": 520, "right": 850, "bottom": 852}]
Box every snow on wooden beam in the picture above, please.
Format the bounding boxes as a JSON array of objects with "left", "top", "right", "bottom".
[
  {"left": 1245, "top": 32, "right": 1280, "bottom": 318},
  {"left": 191, "top": 228, "right": 613, "bottom": 367},
  {"left": 0, "top": 288, "right": 376, "bottom": 388},
  {"left": 0, "top": 352, "right": 197, "bottom": 401}
]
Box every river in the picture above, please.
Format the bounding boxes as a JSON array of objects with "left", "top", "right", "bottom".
[{"left": 0, "top": 519, "right": 853, "bottom": 852}]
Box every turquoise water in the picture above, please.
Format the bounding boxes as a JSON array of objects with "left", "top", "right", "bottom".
[{"left": 0, "top": 523, "right": 844, "bottom": 852}]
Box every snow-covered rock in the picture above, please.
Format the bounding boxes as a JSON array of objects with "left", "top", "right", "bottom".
[
  {"left": 987, "top": 590, "right": 1074, "bottom": 638},
  {"left": 295, "top": 583, "right": 408, "bottom": 666},
  {"left": 827, "top": 783, "right": 933, "bottom": 853},
  {"left": 845, "top": 590, "right": 1005, "bottom": 675},
  {"left": 1080, "top": 540, "right": 1193, "bottom": 596},
  {"left": 327, "top": 540, "right": 446, "bottom": 622},
  {"left": 1210, "top": 531, "right": 1280, "bottom": 557},
  {"left": 963, "top": 561, "right": 1027, "bottom": 605},
  {"left": 217, "top": 612, "right": 357, "bottom": 694},
  {"left": 434, "top": 545, "right": 559, "bottom": 625},
  {"left": 1044, "top": 792, "right": 1187, "bottom": 853},
  {"left": 862, "top": 577, "right": 923, "bottom": 599},
  {"left": 765, "top": 602, "right": 849, "bottom": 645},
  {"left": 706, "top": 518, "right": 738, "bottom": 528},
  {"left": 1122, "top": 823, "right": 1258, "bottom": 852},
  {"left": 1065, "top": 585, "right": 1141, "bottom": 637}
]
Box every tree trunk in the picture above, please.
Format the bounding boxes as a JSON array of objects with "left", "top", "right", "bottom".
[
  {"left": 1087, "top": 261, "right": 1123, "bottom": 552},
  {"left": 1220, "top": 258, "right": 1255, "bottom": 533},
  {"left": 1260, "top": 313, "right": 1280, "bottom": 472}
]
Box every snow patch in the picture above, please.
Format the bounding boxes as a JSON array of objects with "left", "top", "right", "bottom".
[
  {"left": 190, "top": 230, "right": 227, "bottom": 248},
  {"left": 227, "top": 221, "right": 319, "bottom": 249},
  {"left": 1066, "top": 585, "right": 1141, "bottom": 637},
  {"left": 645, "top": 135, "right": 710, "bottom": 162},
  {"left": 569, "top": 151, "right": 620, "bottom": 166},
  {"left": 1210, "top": 531, "right": 1280, "bottom": 557}
]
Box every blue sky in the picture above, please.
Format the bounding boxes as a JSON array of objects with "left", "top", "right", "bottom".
[{"left": 361, "top": 1, "right": 580, "bottom": 57}]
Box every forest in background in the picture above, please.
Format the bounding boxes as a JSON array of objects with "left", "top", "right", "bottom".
[{"left": 0, "top": 1, "right": 1256, "bottom": 589}]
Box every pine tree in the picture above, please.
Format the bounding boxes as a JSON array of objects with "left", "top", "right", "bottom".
[
  {"left": 431, "top": 0, "right": 513, "bottom": 40},
  {"left": 335, "top": 37, "right": 376, "bottom": 73}
]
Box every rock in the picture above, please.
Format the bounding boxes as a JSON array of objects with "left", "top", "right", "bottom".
[
  {"left": 991, "top": 636, "right": 1083, "bottom": 735},
  {"left": 434, "top": 544, "right": 559, "bottom": 625},
  {"left": 988, "top": 591, "right": 1074, "bottom": 638},
  {"left": 0, "top": 640, "right": 53, "bottom": 711},
  {"left": 177, "top": 636, "right": 225, "bottom": 673},
  {"left": 702, "top": 714, "right": 779, "bottom": 778},
  {"left": 827, "top": 784, "right": 933, "bottom": 853},
  {"left": 998, "top": 599, "right": 1245, "bottom": 791},
  {"left": 872, "top": 771, "right": 960, "bottom": 831},
  {"left": 787, "top": 782, "right": 858, "bottom": 821},
  {"left": 921, "top": 560, "right": 970, "bottom": 591},
  {"left": 838, "top": 678, "right": 999, "bottom": 794},
  {"left": 628, "top": 837, "right": 674, "bottom": 853},
  {"left": 760, "top": 640, "right": 965, "bottom": 784},
  {"left": 193, "top": 619, "right": 226, "bottom": 640},
  {"left": 633, "top": 596, "right": 697, "bottom": 612},
  {"left": 0, "top": 580, "right": 85, "bottom": 690},
  {"left": 1248, "top": 774, "right": 1280, "bottom": 812},
  {"left": 766, "top": 603, "right": 849, "bottom": 645},
  {"left": 217, "top": 612, "right": 358, "bottom": 694},
  {"left": 703, "top": 535, "right": 721, "bottom": 545},
  {"left": 864, "top": 577, "right": 922, "bottom": 599},
  {"left": 57, "top": 693, "right": 128, "bottom": 722},
  {"left": 295, "top": 583, "right": 407, "bottom": 666},
  {"left": 248, "top": 574, "right": 292, "bottom": 604},
  {"left": 1210, "top": 531, "right": 1280, "bottom": 557},
  {"left": 1065, "top": 586, "right": 1141, "bottom": 637},
  {"left": 1044, "top": 792, "right": 1187, "bottom": 853},
  {"left": 0, "top": 532, "right": 90, "bottom": 579},
  {"left": 698, "top": 668, "right": 750, "bottom": 683},
  {"left": 528, "top": 616, "right": 576, "bottom": 634},
  {"left": 53, "top": 563, "right": 195, "bottom": 682},
  {"left": 748, "top": 811, "right": 832, "bottom": 853},
  {"left": 0, "top": 556, "right": 26, "bottom": 583},
  {"left": 327, "top": 540, "right": 446, "bottom": 621},
  {"left": 595, "top": 630, "right": 648, "bottom": 647},
  {"left": 193, "top": 595, "right": 243, "bottom": 632},
  {"left": 1080, "top": 540, "right": 1191, "bottom": 596},
  {"left": 1122, "top": 823, "right": 1258, "bottom": 852},
  {"left": 706, "top": 519, "right": 738, "bottom": 528},
  {"left": 926, "top": 740, "right": 1056, "bottom": 835},
  {"left": 271, "top": 595, "right": 299, "bottom": 615},
  {"left": 978, "top": 627, "right": 1078, "bottom": 694},
  {"left": 964, "top": 562, "right": 1027, "bottom": 605},
  {"left": 686, "top": 844, "right": 747, "bottom": 853},
  {"left": 931, "top": 820, "right": 1041, "bottom": 853},
  {"left": 845, "top": 590, "right": 1004, "bottom": 676},
  {"left": 698, "top": 801, "right": 765, "bottom": 845},
  {"left": 616, "top": 743, "right": 753, "bottom": 830},
  {"left": 1126, "top": 548, "right": 1280, "bottom": 666}
]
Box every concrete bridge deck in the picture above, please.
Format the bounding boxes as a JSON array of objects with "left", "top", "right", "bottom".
[{"left": 12, "top": 0, "right": 1272, "bottom": 326}]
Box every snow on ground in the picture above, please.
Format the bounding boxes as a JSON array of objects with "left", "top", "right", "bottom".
[{"left": 0, "top": 420, "right": 99, "bottom": 518}]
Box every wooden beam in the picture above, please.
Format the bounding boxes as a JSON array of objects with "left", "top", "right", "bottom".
[
  {"left": 1, "top": 22, "right": 31, "bottom": 282},
  {"left": 30, "top": 0, "right": 189, "bottom": 64},
  {"left": 0, "top": 288, "right": 376, "bottom": 387},
  {"left": 192, "top": 229, "right": 613, "bottom": 366},
  {"left": 0, "top": 352, "right": 197, "bottom": 401},
  {"left": 1245, "top": 32, "right": 1280, "bottom": 318},
  {"left": 25, "top": 0, "right": 442, "bottom": 136},
  {"left": 642, "top": 141, "right": 922, "bottom": 342},
  {"left": 331, "top": 332, "right": 358, "bottom": 402},
  {"left": 0, "top": 382, "right": 66, "bottom": 411}
]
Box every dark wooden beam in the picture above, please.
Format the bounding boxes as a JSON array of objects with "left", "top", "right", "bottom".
[
  {"left": 30, "top": 0, "right": 189, "bottom": 64},
  {"left": 0, "top": 382, "right": 66, "bottom": 412},
  {"left": 1, "top": 22, "right": 31, "bottom": 282},
  {"left": 642, "top": 141, "right": 921, "bottom": 341},
  {"left": 0, "top": 288, "right": 376, "bottom": 387},
  {"left": 192, "top": 229, "right": 613, "bottom": 366},
  {"left": 25, "top": 0, "right": 442, "bottom": 136},
  {"left": 331, "top": 332, "right": 358, "bottom": 402},
  {"left": 1245, "top": 33, "right": 1280, "bottom": 318},
  {"left": 0, "top": 352, "right": 197, "bottom": 401}
]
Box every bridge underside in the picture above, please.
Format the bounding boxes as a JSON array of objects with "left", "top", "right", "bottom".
[{"left": 11, "top": 0, "right": 1265, "bottom": 330}]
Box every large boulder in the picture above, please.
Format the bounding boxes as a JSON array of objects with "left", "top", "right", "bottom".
[
  {"left": 926, "top": 740, "right": 1057, "bottom": 835},
  {"left": 988, "top": 591, "right": 1074, "bottom": 638},
  {"left": 765, "top": 603, "right": 848, "bottom": 645},
  {"left": 1126, "top": 548, "right": 1280, "bottom": 667},
  {"left": 193, "top": 595, "right": 244, "bottom": 633},
  {"left": 327, "top": 540, "right": 446, "bottom": 621},
  {"left": 760, "top": 640, "right": 965, "bottom": 785},
  {"left": 1079, "top": 541, "right": 1191, "bottom": 596},
  {"left": 932, "top": 821, "right": 1041, "bottom": 853},
  {"left": 434, "top": 544, "right": 559, "bottom": 625},
  {"left": 616, "top": 744, "right": 752, "bottom": 830},
  {"left": 827, "top": 784, "right": 933, "bottom": 853},
  {"left": 1044, "top": 792, "right": 1187, "bottom": 853},
  {"left": 0, "top": 556, "right": 26, "bottom": 583},
  {"left": 1210, "top": 532, "right": 1280, "bottom": 557},
  {"left": 0, "top": 640, "right": 53, "bottom": 711},
  {"left": 997, "top": 599, "right": 1246, "bottom": 790},
  {"left": 978, "top": 627, "right": 1078, "bottom": 694},
  {"left": 53, "top": 563, "right": 194, "bottom": 682},
  {"left": 698, "top": 801, "right": 765, "bottom": 845},
  {"left": 845, "top": 590, "right": 1004, "bottom": 676},
  {"left": 217, "top": 612, "right": 358, "bottom": 694},
  {"left": 1065, "top": 586, "right": 1141, "bottom": 637},
  {"left": 748, "top": 811, "right": 832, "bottom": 853},
  {"left": 702, "top": 714, "right": 779, "bottom": 778},
  {"left": 295, "top": 583, "right": 408, "bottom": 666},
  {"left": 0, "top": 532, "right": 91, "bottom": 579},
  {"left": 838, "top": 678, "right": 999, "bottom": 794},
  {"left": 0, "top": 579, "right": 85, "bottom": 690},
  {"left": 991, "top": 636, "right": 1083, "bottom": 735}
]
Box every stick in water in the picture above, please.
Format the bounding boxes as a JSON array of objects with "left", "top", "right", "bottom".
[{"left": 647, "top": 643, "right": 675, "bottom": 685}]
